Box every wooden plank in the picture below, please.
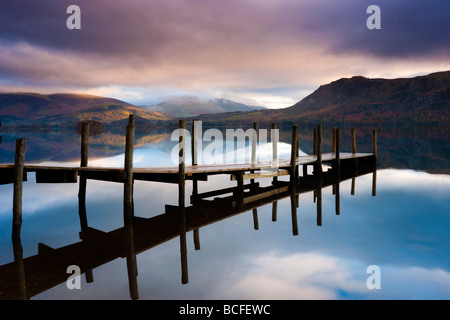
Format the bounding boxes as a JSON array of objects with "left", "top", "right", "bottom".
[
  {"left": 80, "top": 169, "right": 126, "bottom": 183},
  {"left": 191, "top": 182, "right": 259, "bottom": 201},
  {"left": 230, "top": 169, "right": 289, "bottom": 181},
  {"left": 35, "top": 169, "right": 78, "bottom": 183},
  {"left": 232, "top": 185, "right": 290, "bottom": 206}
]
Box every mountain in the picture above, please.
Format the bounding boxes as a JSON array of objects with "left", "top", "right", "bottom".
[
  {"left": 0, "top": 93, "right": 170, "bottom": 126},
  {"left": 284, "top": 70, "right": 450, "bottom": 124},
  {"left": 197, "top": 71, "right": 450, "bottom": 126},
  {"left": 144, "top": 96, "right": 264, "bottom": 117}
]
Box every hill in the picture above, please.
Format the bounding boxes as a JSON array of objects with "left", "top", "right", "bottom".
[
  {"left": 197, "top": 71, "right": 450, "bottom": 126},
  {"left": 144, "top": 96, "right": 264, "bottom": 117},
  {"left": 0, "top": 93, "right": 170, "bottom": 126},
  {"left": 285, "top": 70, "right": 450, "bottom": 124}
]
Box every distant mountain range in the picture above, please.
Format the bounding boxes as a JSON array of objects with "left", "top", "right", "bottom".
[
  {"left": 0, "top": 93, "right": 169, "bottom": 126},
  {"left": 142, "top": 96, "right": 265, "bottom": 117},
  {"left": 0, "top": 93, "right": 264, "bottom": 127},
  {"left": 198, "top": 70, "right": 450, "bottom": 126},
  {"left": 1, "top": 71, "right": 448, "bottom": 129}
]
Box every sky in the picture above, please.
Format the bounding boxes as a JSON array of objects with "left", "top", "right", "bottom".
[{"left": 0, "top": 0, "right": 449, "bottom": 108}]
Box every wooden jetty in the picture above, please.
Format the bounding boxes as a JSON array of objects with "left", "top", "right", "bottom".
[
  {"left": 0, "top": 115, "right": 377, "bottom": 299},
  {"left": 0, "top": 156, "right": 376, "bottom": 299}
]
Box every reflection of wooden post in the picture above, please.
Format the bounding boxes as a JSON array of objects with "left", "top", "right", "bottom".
[
  {"left": 252, "top": 208, "right": 259, "bottom": 230},
  {"left": 193, "top": 229, "right": 200, "bottom": 250},
  {"left": 351, "top": 178, "right": 356, "bottom": 195},
  {"left": 335, "top": 179, "right": 340, "bottom": 216},
  {"left": 78, "top": 122, "right": 93, "bottom": 283},
  {"left": 316, "top": 184, "right": 322, "bottom": 226},
  {"left": 236, "top": 171, "right": 244, "bottom": 209},
  {"left": 291, "top": 195, "right": 299, "bottom": 236},
  {"left": 372, "top": 170, "right": 377, "bottom": 197},
  {"left": 178, "top": 120, "right": 188, "bottom": 284},
  {"left": 272, "top": 201, "right": 277, "bottom": 222},
  {"left": 12, "top": 237, "right": 27, "bottom": 299},
  {"left": 125, "top": 218, "right": 139, "bottom": 300},
  {"left": 12, "top": 139, "right": 26, "bottom": 241}
]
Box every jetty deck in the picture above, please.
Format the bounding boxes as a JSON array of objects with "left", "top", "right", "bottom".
[{"left": 1, "top": 152, "right": 372, "bottom": 182}]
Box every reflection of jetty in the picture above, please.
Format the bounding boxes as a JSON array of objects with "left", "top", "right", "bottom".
[{"left": 0, "top": 116, "right": 377, "bottom": 299}]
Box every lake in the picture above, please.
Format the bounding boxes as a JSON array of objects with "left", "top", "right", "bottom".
[{"left": 0, "top": 124, "right": 449, "bottom": 300}]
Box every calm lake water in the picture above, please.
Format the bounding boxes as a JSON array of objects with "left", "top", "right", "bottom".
[{"left": 0, "top": 125, "right": 449, "bottom": 300}]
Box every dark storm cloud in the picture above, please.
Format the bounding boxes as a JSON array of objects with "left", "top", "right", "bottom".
[
  {"left": 1, "top": 0, "right": 447, "bottom": 57},
  {"left": 0, "top": 0, "right": 448, "bottom": 97}
]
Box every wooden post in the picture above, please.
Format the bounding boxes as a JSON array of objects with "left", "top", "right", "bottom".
[
  {"left": 316, "top": 124, "right": 322, "bottom": 176},
  {"left": 251, "top": 122, "right": 258, "bottom": 164},
  {"left": 78, "top": 122, "right": 89, "bottom": 231},
  {"left": 80, "top": 122, "right": 89, "bottom": 167},
  {"left": 316, "top": 125, "right": 323, "bottom": 226},
  {"left": 335, "top": 128, "right": 341, "bottom": 176},
  {"left": 12, "top": 139, "right": 27, "bottom": 299},
  {"left": 191, "top": 120, "right": 199, "bottom": 199},
  {"left": 313, "top": 127, "right": 317, "bottom": 155},
  {"left": 12, "top": 138, "right": 26, "bottom": 241},
  {"left": 78, "top": 122, "right": 93, "bottom": 283},
  {"left": 352, "top": 128, "right": 356, "bottom": 154},
  {"left": 332, "top": 127, "right": 337, "bottom": 153},
  {"left": 272, "top": 123, "right": 279, "bottom": 183},
  {"left": 250, "top": 122, "right": 258, "bottom": 187},
  {"left": 124, "top": 115, "right": 135, "bottom": 220},
  {"left": 271, "top": 124, "right": 278, "bottom": 163},
  {"left": 372, "top": 129, "right": 378, "bottom": 158},
  {"left": 191, "top": 119, "right": 199, "bottom": 166},
  {"left": 178, "top": 120, "right": 188, "bottom": 284},
  {"left": 123, "top": 115, "right": 138, "bottom": 299},
  {"left": 290, "top": 125, "right": 299, "bottom": 188}
]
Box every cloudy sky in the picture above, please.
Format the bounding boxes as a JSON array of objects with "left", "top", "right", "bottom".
[{"left": 0, "top": 0, "right": 449, "bottom": 108}]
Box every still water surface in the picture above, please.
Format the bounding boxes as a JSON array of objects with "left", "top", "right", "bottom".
[{"left": 0, "top": 125, "right": 449, "bottom": 300}]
